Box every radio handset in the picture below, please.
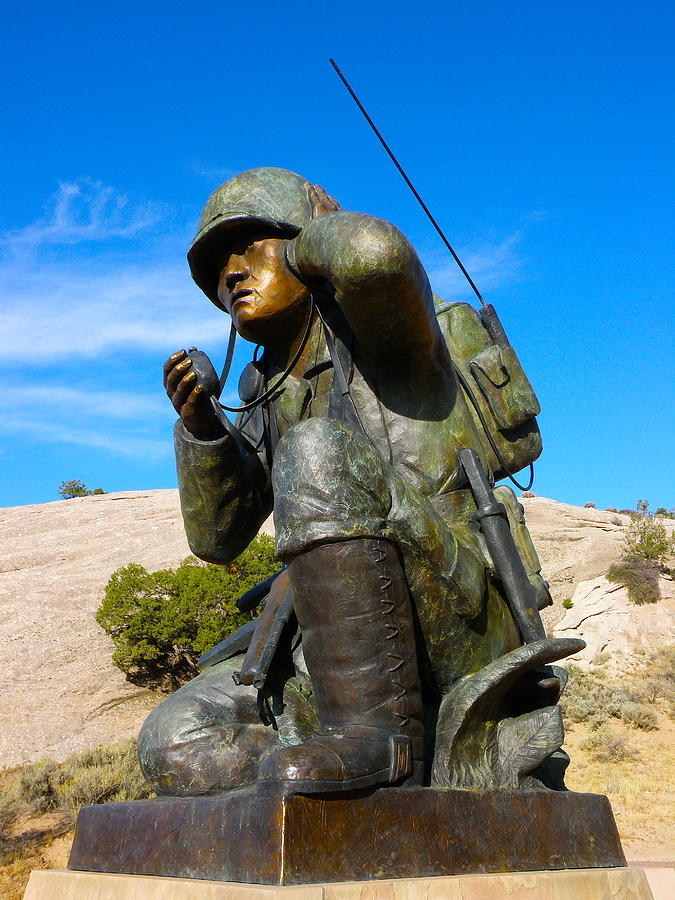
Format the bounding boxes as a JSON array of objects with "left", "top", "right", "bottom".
[{"left": 186, "top": 348, "right": 251, "bottom": 453}]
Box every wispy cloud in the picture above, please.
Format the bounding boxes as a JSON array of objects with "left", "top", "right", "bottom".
[
  {"left": 0, "top": 384, "right": 172, "bottom": 458},
  {"left": 2, "top": 178, "right": 162, "bottom": 253},
  {"left": 0, "top": 258, "right": 226, "bottom": 361},
  {"left": 2, "top": 414, "right": 169, "bottom": 458},
  {"left": 421, "top": 232, "right": 524, "bottom": 298},
  {"left": 4, "top": 385, "right": 166, "bottom": 420},
  {"left": 188, "top": 160, "right": 236, "bottom": 182}
]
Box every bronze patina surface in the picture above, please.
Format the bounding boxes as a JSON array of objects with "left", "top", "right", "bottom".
[
  {"left": 67, "top": 166, "right": 627, "bottom": 885},
  {"left": 137, "top": 167, "right": 578, "bottom": 801},
  {"left": 68, "top": 787, "right": 626, "bottom": 885}
]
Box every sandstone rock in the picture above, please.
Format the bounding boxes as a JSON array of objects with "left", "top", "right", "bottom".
[
  {"left": 553, "top": 573, "right": 675, "bottom": 672},
  {"left": 0, "top": 490, "right": 273, "bottom": 768}
]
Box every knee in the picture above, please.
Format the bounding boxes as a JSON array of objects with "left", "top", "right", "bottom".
[
  {"left": 274, "top": 419, "right": 351, "bottom": 484},
  {"left": 273, "top": 418, "right": 385, "bottom": 500}
]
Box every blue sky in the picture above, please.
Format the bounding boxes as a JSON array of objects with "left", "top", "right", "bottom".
[{"left": 1, "top": 0, "right": 673, "bottom": 511}]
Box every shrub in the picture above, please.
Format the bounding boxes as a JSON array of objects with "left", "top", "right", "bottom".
[
  {"left": 96, "top": 534, "right": 279, "bottom": 687},
  {"left": 628, "top": 676, "right": 668, "bottom": 705},
  {"left": 584, "top": 502, "right": 596, "bottom": 509},
  {"left": 58, "top": 479, "right": 104, "bottom": 499},
  {"left": 591, "top": 652, "right": 611, "bottom": 667},
  {"left": 620, "top": 701, "right": 658, "bottom": 731},
  {"left": 587, "top": 711, "right": 610, "bottom": 731},
  {"left": 560, "top": 665, "right": 628, "bottom": 725},
  {"left": 607, "top": 557, "right": 661, "bottom": 605},
  {"left": 629, "top": 645, "right": 675, "bottom": 716},
  {"left": 1, "top": 741, "right": 153, "bottom": 835},
  {"left": 621, "top": 500, "right": 674, "bottom": 564},
  {"left": 562, "top": 597, "right": 574, "bottom": 609},
  {"left": 580, "top": 724, "right": 631, "bottom": 762},
  {"left": 56, "top": 743, "right": 153, "bottom": 824},
  {"left": 16, "top": 758, "right": 61, "bottom": 813}
]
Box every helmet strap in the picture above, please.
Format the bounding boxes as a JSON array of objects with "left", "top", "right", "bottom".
[{"left": 217, "top": 323, "right": 238, "bottom": 399}]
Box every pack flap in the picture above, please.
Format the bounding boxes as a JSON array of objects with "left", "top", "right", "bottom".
[{"left": 469, "top": 345, "right": 510, "bottom": 388}]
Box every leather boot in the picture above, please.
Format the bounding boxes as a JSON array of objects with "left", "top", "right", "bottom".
[{"left": 258, "top": 538, "right": 424, "bottom": 793}]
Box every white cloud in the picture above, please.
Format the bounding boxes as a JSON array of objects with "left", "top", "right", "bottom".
[
  {"left": 188, "top": 160, "right": 236, "bottom": 182},
  {"left": 2, "top": 385, "right": 166, "bottom": 420},
  {"left": 0, "top": 383, "right": 173, "bottom": 458},
  {"left": 3, "top": 414, "right": 169, "bottom": 458},
  {"left": 0, "top": 177, "right": 221, "bottom": 361},
  {"left": 2, "top": 178, "right": 162, "bottom": 251},
  {"left": 421, "top": 232, "right": 524, "bottom": 299},
  {"left": 0, "top": 255, "right": 230, "bottom": 361}
]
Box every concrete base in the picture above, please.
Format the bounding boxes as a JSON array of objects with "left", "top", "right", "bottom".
[{"left": 24, "top": 867, "right": 674, "bottom": 899}]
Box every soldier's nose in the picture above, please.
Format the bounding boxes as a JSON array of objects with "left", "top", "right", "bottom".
[{"left": 225, "top": 267, "right": 247, "bottom": 293}]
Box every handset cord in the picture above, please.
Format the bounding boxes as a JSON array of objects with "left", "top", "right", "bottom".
[{"left": 214, "top": 296, "right": 315, "bottom": 414}]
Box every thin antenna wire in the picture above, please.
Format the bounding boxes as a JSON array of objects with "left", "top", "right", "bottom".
[{"left": 330, "top": 58, "right": 486, "bottom": 307}]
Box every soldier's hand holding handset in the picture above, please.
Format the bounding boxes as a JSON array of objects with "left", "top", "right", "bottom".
[{"left": 163, "top": 348, "right": 225, "bottom": 441}]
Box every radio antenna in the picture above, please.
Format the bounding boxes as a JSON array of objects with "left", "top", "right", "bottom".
[{"left": 330, "top": 58, "right": 486, "bottom": 307}]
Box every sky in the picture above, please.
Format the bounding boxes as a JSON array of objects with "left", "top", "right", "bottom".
[{"left": 1, "top": 0, "right": 673, "bottom": 512}]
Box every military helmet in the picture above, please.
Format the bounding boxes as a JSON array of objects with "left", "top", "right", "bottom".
[{"left": 188, "top": 167, "right": 314, "bottom": 309}]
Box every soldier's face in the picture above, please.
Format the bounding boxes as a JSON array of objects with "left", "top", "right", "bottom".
[{"left": 216, "top": 232, "right": 310, "bottom": 344}]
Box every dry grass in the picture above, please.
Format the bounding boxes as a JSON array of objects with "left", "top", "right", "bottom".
[
  {"left": 0, "top": 740, "right": 152, "bottom": 900},
  {"left": 564, "top": 712, "right": 675, "bottom": 861}
]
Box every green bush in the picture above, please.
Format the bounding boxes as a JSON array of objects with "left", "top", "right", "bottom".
[
  {"left": 58, "top": 479, "right": 105, "bottom": 499},
  {"left": 607, "top": 556, "right": 661, "bottom": 605},
  {"left": 621, "top": 499, "right": 674, "bottom": 564},
  {"left": 620, "top": 701, "right": 658, "bottom": 731},
  {"left": 96, "top": 534, "right": 279, "bottom": 687},
  {"left": 562, "top": 597, "right": 574, "bottom": 609}
]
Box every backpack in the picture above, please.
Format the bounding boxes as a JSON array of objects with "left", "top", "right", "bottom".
[{"left": 434, "top": 298, "right": 542, "bottom": 486}]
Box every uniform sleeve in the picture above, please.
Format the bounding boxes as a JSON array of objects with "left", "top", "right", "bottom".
[
  {"left": 174, "top": 421, "right": 273, "bottom": 564},
  {"left": 292, "top": 211, "right": 445, "bottom": 368}
]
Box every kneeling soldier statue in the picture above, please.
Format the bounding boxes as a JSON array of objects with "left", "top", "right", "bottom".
[{"left": 138, "top": 167, "right": 581, "bottom": 797}]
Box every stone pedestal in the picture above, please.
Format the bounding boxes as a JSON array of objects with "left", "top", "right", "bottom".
[
  {"left": 67, "top": 787, "right": 626, "bottom": 885},
  {"left": 24, "top": 867, "right": 674, "bottom": 900}
]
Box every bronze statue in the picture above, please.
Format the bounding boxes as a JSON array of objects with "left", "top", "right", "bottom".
[{"left": 138, "top": 167, "right": 582, "bottom": 797}]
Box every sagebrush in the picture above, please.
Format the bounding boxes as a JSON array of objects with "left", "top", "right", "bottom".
[
  {"left": 96, "top": 534, "right": 279, "bottom": 687},
  {"left": 0, "top": 740, "right": 152, "bottom": 837},
  {"left": 605, "top": 500, "right": 673, "bottom": 605},
  {"left": 607, "top": 556, "right": 662, "bottom": 605}
]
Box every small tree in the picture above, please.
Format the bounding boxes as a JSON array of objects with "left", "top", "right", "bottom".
[
  {"left": 607, "top": 500, "right": 674, "bottom": 604},
  {"left": 58, "top": 480, "right": 104, "bottom": 499},
  {"left": 96, "top": 534, "right": 279, "bottom": 688},
  {"left": 622, "top": 500, "right": 674, "bottom": 564}
]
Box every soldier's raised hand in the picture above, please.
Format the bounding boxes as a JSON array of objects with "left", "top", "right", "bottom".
[
  {"left": 163, "top": 349, "right": 225, "bottom": 441},
  {"left": 307, "top": 184, "right": 340, "bottom": 218}
]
